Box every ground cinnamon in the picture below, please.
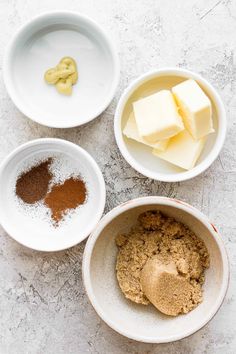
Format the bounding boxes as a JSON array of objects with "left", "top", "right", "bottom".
[
  {"left": 44, "top": 177, "right": 87, "bottom": 223},
  {"left": 15, "top": 159, "right": 52, "bottom": 204}
]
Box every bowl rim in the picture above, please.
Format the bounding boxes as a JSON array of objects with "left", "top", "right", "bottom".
[
  {"left": 82, "top": 196, "right": 230, "bottom": 343},
  {"left": 0, "top": 138, "right": 106, "bottom": 252},
  {"left": 3, "top": 10, "right": 120, "bottom": 128},
  {"left": 114, "top": 67, "right": 227, "bottom": 182}
]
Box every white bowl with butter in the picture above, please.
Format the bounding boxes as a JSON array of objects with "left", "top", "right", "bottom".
[
  {"left": 83, "top": 196, "right": 229, "bottom": 343},
  {"left": 3, "top": 11, "right": 120, "bottom": 128},
  {"left": 114, "top": 68, "right": 226, "bottom": 182}
]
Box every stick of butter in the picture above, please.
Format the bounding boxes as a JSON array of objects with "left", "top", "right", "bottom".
[
  {"left": 172, "top": 79, "right": 214, "bottom": 140},
  {"left": 133, "top": 90, "right": 184, "bottom": 143},
  {"left": 153, "top": 129, "right": 206, "bottom": 170},
  {"left": 123, "top": 112, "right": 169, "bottom": 151}
]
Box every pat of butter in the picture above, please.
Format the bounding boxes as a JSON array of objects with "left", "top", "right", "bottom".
[
  {"left": 172, "top": 79, "right": 214, "bottom": 140},
  {"left": 153, "top": 129, "right": 206, "bottom": 170},
  {"left": 133, "top": 90, "right": 184, "bottom": 143},
  {"left": 123, "top": 112, "right": 169, "bottom": 151}
]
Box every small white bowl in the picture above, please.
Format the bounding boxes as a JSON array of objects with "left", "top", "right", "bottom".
[
  {"left": 0, "top": 138, "right": 106, "bottom": 251},
  {"left": 114, "top": 68, "right": 227, "bottom": 182},
  {"left": 83, "top": 196, "right": 229, "bottom": 343},
  {"left": 3, "top": 11, "right": 120, "bottom": 128}
]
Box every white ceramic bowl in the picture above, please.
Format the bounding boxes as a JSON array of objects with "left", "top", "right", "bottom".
[
  {"left": 114, "top": 68, "right": 227, "bottom": 182},
  {"left": 83, "top": 196, "right": 229, "bottom": 343},
  {"left": 0, "top": 138, "right": 106, "bottom": 251},
  {"left": 3, "top": 11, "right": 120, "bottom": 128}
]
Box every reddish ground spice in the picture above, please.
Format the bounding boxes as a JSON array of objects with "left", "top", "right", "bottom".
[
  {"left": 15, "top": 159, "right": 52, "bottom": 204},
  {"left": 44, "top": 177, "right": 87, "bottom": 223}
]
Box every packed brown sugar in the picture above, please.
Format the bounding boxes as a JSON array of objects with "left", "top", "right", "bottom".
[{"left": 115, "top": 210, "right": 210, "bottom": 316}]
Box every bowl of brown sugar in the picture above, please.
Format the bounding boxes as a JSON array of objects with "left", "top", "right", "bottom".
[
  {"left": 0, "top": 138, "right": 106, "bottom": 251},
  {"left": 83, "top": 196, "right": 229, "bottom": 343}
]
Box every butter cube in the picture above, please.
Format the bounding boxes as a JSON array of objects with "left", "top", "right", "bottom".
[
  {"left": 172, "top": 79, "right": 214, "bottom": 140},
  {"left": 153, "top": 129, "right": 206, "bottom": 170},
  {"left": 133, "top": 90, "right": 184, "bottom": 143},
  {"left": 123, "top": 112, "right": 169, "bottom": 151}
]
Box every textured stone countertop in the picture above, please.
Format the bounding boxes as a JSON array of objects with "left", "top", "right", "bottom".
[{"left": 0, "top": 1, "right": 235, "bottom": 353}]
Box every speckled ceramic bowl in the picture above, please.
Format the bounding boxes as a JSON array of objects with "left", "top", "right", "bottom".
[{"left": 82, "top": 196, "right": 229, "bottom": 343}]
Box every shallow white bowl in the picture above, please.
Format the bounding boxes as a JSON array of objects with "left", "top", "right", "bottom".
[
  {"left": 83, "top": 196, "right": 229, "bottom": 343},
  {"left": 3, "top": 11, "right": 120, "bottom": 128},
  {"left": 0, "top": 138, "right": 106, "bottom": 251},
  {"left": 114, "top": 68, "right": 227, "bottom": 182}
]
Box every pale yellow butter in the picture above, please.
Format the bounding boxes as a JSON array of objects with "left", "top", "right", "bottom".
[
  {"left": 133, "top": 90, "right": 184, "bottom": 143},
  {"left": 153, "top": 129, "right": 206, "bottom": 170},
  {"left": 123, "top": 112, "right": 169, "bottom": 151},
  {"left": 172, "top": 79, "right": 214, "bottom": 140}
]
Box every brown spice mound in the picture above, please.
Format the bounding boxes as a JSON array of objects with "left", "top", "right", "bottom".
[
  {"left": 44, "top": 177, "right": 86, "bottom": 223},
  {"left": 15, "top": 159, "right": 52, "bottom": 204},
  {"left": 115, "top": 211, "right": 210, "bottom": 316}
]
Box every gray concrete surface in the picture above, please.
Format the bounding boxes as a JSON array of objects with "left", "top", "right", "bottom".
[{"left": 0, "top": 0, "right": 235, "bottom": 353}]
